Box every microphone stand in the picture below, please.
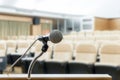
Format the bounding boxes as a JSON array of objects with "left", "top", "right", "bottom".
[
  {"left": 27, "top": 41, "right": 48, "bottom": 80},
  {"left": 7, "top": 39, "right": 38, "bottom": 74}
]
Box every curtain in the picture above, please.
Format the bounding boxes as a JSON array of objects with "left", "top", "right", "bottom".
[{"left": 0, "top": 20, "right": 31, "bottom": 39}]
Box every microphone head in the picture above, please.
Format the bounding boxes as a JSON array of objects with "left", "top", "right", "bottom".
[{"left": 49, "top": 30, "right": 63, "bottom": 43}]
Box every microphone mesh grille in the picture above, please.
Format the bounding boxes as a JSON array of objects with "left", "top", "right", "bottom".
[{"left": 49, "top": 30, "right": 63, "bottom": 43}]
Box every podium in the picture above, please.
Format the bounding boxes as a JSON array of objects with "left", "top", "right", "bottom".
[{"left": 0, "top": 74, "right": 111, "bottom": 80}]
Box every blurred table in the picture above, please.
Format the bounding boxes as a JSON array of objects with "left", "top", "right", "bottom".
[{"left": 0, "top": 74, "right": 111, "bottom": 80}]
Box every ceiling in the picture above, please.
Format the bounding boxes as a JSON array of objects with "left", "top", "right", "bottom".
[{"left": 0, "top": 0, "right": 120, "bottom": 18}]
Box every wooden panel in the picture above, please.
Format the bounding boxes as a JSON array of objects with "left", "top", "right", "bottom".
[
  {"left": 109, "top": 18, "right": 120, "bottom": 30},
  {"left": 0, "top": 74, "right": 111, "bottom": 80},
  {"left": 32, "top": 24, "right": 41, "bottom": 35},
  {"left": 0, "top": 14, "right": 32, "bottom": 22},
  {"left": 94, "top": 17, "right": 109, "bottom": 30}
]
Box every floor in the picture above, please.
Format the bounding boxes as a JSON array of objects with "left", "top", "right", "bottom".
[{"left": 3, "top": 65, "right": 22, "bottom": 74}]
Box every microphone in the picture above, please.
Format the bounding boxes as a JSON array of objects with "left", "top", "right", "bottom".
[
  {"left": 27, "top": 30, "right": 63, "bottom": 80},
  {"left": 7, "top": 30, "right": 63, "bottom": 75},
  {"left": 38, "top": 30, "right": 63, "bottom": 43}
]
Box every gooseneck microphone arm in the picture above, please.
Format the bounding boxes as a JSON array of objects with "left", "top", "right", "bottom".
[
  {"left": 27, "top": 52, "right": 44, "bottom": 80},
  {"left": 7, "top": 39, "right": 38, "bottom": 74},
  {"left": 27, "top": 40, "right": 48, "bottom": 80}
]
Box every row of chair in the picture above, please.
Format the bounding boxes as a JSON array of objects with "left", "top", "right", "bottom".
[
  {"left": 70, "top": 30, "right": 120, "bottom": 36},
  {"left": 64, "top": 35, "right": 120, "bottom": 41},
  {"left": 2, "top": 30, "right": 120, "bottom": 40},
  {"left": 21, "top": 58, "right": 120, "bottom": 80},
  {"left": 0, "top": 39, "right": 120, "bottom": 80},
  {"left": 19, "top": 41, "right": 120, "bottom": 80},
  {"left": 4, "top": 40, "right": 98, "bottom": 63},
  {"left": 1, "top": 40, "right": 120, "bottom": 62},
  {"left": 0, "top": 35, "right": 36, "bottom": 40},
  {"left": 21, "top": 58, "right": 95, "bottom": 74},
  {"left": 0, "top": 39, "right": 120, "bottom": 58}
]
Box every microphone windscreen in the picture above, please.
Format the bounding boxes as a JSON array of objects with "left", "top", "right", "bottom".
[{"left": 49, "top": 30, "right": 63, "bottom": 43}]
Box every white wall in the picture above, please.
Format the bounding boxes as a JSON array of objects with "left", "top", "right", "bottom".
[{"left": 0, "top": 0, "right": 120, "bottom": 18}]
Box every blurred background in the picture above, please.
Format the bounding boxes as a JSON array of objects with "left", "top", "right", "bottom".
[{"left": 0, "top": 1, "right": 120, "bottom": 80}]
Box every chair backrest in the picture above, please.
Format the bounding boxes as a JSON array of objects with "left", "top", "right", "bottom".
[
  {"left": 100, "top": 43, "right": 120, "bottom": 64},
  {"left": 75, "top": 42, "right": 97, "bottom": 63},
  {"left": 27, "top": 36, "right": 35, "bottom": 40},
  {"left": 11, "top": 36, "right": 18, "bottom": 40},
  {"left": 17, "top": 40, "right": 30, "bottom": 55},
  {"left": 18, "top": 36, "right": 27, "bottom": 40},
  {"left": 6, "top": 40, "right": 16, "bottom": 54},
  {"left": 53, "top": 41, "right": 73, "bottom": 61},
  {"left": 0, "top": 41, "right": 7, "bottom": 57}
]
